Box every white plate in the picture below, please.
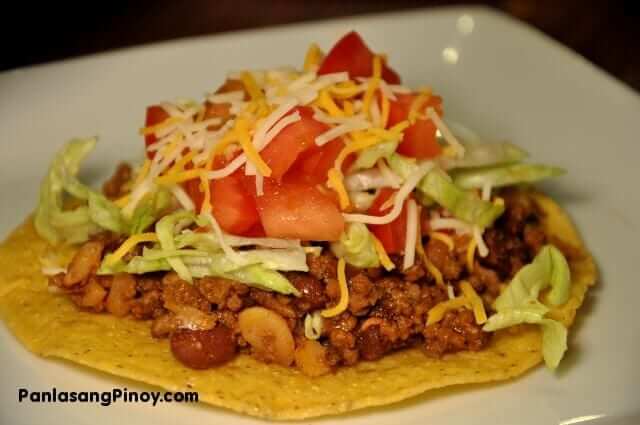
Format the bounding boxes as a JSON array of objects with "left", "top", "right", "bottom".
[{"left": 1, "top": 6, "right": 639, "bottom": 425}]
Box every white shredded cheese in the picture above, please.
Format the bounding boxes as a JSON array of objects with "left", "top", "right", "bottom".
[
  {"left": 403, "top": 199, "right": 418, "bottom": 270},
  {"left": 473, "top": 226, "right": 489, "bottom": 257},
  {"left": 343, "top": 162, "right": 434, "bottom": 225},
  {"left": 426, "top": 107, "right": 465, "bottom": 158},
  {"left": 430, "top": 217, "right": 473, "bottom": 233},
  {"left": 314, "top": 119, "right": 371, "bottom": 146},
  {"left": 169, "top": 184, "right": 195, "bottom": 211}
]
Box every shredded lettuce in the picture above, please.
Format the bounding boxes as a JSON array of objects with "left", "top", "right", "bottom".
[
  {"left": 35, "top": 139, "right": 175, "bottom": 244},
  {"left": 483, "top": 245, "right": 571, "bottom": 369},
  {"left": 438, "top": 142, "right": 528, "bottom": 170},
  {"left": 34, "top": 138, "right": 128, "bottom": 244},
  {"left": 351, "top": 140, "right": 399, "bottom": 171},
  {"left": 389, "top": 154, "right": 504, "bottom": 228},
  {"left": 330, "top": 223, "right": 380, "bottom": 268},
  {"left": 127, "top": 189, "right": 172, "bottom": 234},
  {"left": 155, "top": 212, "right": 197, "bottom": 282},
  {"left": 451, "top": 164, "right": 566, "bottom": 190},
  {"left": 99, "top": 250, "right": 300, "bottom": 295}
]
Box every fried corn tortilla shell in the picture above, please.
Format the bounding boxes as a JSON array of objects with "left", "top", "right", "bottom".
[{"left": 0, "top": 191, "right": 596, "bottom": 420}]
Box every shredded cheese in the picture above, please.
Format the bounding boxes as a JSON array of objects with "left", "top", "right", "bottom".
[
  {"left": 303, "top": 43, "right": 323, "bottom": 72},
  {"left": 417, "top": 239, "right": 445, "bottom": 288},
  {"left": 317, "top": 89, "right": 344, "bottom": 117},
  {"left": 104, "top": 233, "right": 158, "bottom": 267},
  {"left": 429, "top": 232, "right": 455, "bottom": 251},
  {"left": 328, "top": 81, "right": 363, "bottom": 99},
  {"left": 460, "top": 280, "right": 488, "bottom": 325},
  {"left": 155, "top": 169, "right": 202, "bottom": 186},
  {"left": 240, "top": 71, "right": 263, "bottom": 101},
  {"left": 403, "top": 199, "right": 418, "bottom": 270},
  {"left": 343, "top": 161, "right": 434, "bottom": 225},
  {"left": 139, "top": 117, "right": 182, "bottom": 136},
  {"left": 199, "top": 173, "right": 212, "bottom": 214},
  {"left": 169, "top": 184, "right": 195, "bottom": 211},
  {"left": 466, "top": 237, "right": 477, "bottom": 271},
  {"left": 380, "top": 91, "right": 390, "bottom": 128},
  {"left": 371, "top": 233, "right": 395, "bottom": 271},
  {"left": 314, "top": 119, "right": 371, "bottom": 146},
  {"left": 426, "top": 296, "right": 470, "bottom": 325},
  {"left": 447, "top": 284, "right": 455, "bottom": 300},
  {"left": 321, "top": 258, "right": 349, "bottom": 318},
  {"left": 362, "top": 55, "right": 382, "bottom": 120},
  {"left": 327, "top": 169, "right": 351, "bottom": 210},
  {"left": 408, "top": 90, "right": 432, "bottom": 123},
  {"left": 234, "top": 118, "right": 272, "bottom": 177},
  {"left": 473, "top": 225, "right": 489, "bottom": 257},
  {"left": 426, "top": 107, "right": 465, "bottom": 157}
]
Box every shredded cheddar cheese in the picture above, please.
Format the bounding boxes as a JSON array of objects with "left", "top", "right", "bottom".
[
  {"left": 317, "top": 89, "right": 345, "bottom": 117},
  {"left": 234, "top": 118, "right": 272, "bottom": 177},
  {"left": 466, "top": 238, "right": 477, "bottom": 271},
  {"left": 371, "top": 233, "right": 395, "bottom": 271},
  {"left": 380, "top": 91, "right": 390, "bottom": 128},
  {"left": 460, "top": 280, "right": 488, "bottom": 325},
  {"left": 133, "top": 159, "right": 152, "bottom": 187},
  {"left": 139, "top": 117, "right": 182, "bottom": 136},
  {"left": 199, "top": 173, "right": 212, "bottom": 214},
  {"left": 430, "top": 232, "right": 455, "bottom": 251},
  {"left": 408, "top": 90, "right": 431, "bottom": 123},
  {"left": 104, "top": 233, "right": 158, "bottom": 267},
  {"left": 155, "top": 169, "right": 202, "bottom": 186},
  {"left": 321, "top": 258, "right": 349, "bottom": 318},
  {"left": 426, "top": 296, "right": 470, "bottom": 325},
  {"left": 303, "top": 43, "right": 323, "bottom": 72},
  {"left": 240, "top": 71, "right": 263, "bottom": 101},
  {"left": 362, "top": 55, "right": 382, "bottom": 120},
  {"left": 166, "top": 150, "right": 197, "bottom": 176}
]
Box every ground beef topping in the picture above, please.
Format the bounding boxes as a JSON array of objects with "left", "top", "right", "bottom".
[{"left": 49, "top": 189, "right": 548, "bottom": 376}]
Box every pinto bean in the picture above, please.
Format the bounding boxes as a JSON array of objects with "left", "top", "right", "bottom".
[
  {"left": 170, "top": 326, "right": 236, "bottom": 369},
  {"left": 238, "top": 307, "right": 295, "bottom": 366},
  {"left": 106, "top": 273, "right": 136, "bottom": 317},
  {"left": 63, "top": 241, "right": 104, "bottom": 286}
]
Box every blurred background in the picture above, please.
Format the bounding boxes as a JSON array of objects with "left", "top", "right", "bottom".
[{"left": 2, "top": 0, "right": 638, "bottom": 91}]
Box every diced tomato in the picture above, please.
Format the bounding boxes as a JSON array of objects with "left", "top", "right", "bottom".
[
  {"left": 210, "top": 172, "right": 260, "bottom": 235},
  {"left": 144, "top": 105, "right": 170, "bottom": 158},
  {"left": 183, "top": 170, "right": 260, "bottom": 236},
  {"left": 367, "top": 188, "right": 410, "bottom": 254},
  {"left": 251, "top": 179, "right": 345, "bottom": 241},
  {"left": 387, "top": 93, "right": 443, "bottom": 159},
  {"left": 259, "top": 106, "right": 330, "bottom": 181},
  {"left": 317, "top": 31, "right": 401, "bottom": 84},
  {"left": 284, "top": 137, "right": 353, "bottom": 185}
]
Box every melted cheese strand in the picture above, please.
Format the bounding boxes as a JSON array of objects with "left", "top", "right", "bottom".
[
  {"left": 343, "top": 162, "right": 434, "bottom": 225},
  {"left": 321, "top": 258, "right": 349, "bottom": 318}
]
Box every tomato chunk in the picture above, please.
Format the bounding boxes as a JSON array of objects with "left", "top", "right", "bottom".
[
  {"left": 367, "top": 188, "right": 410, "bottom": 254},
  {"left": 144, "top": 105, "right": 170, "bottom": 158},
  {"left": 388, "top": 93, "right": 443, "bottom": 159},
  {"left": 252, "top": 179, "right": 345, "bottom": 241},
  {"left": 259, "top": 107, "right": 330, "bottom": 181},
  {"left": 284, "top": 137, "right": 348, "bottom": 185},
  {"left": 184, "top": 171, "right": 260, "bottom": 236},
  {"left": 317, "top": 31, "right": 401, "bottom": 84}
]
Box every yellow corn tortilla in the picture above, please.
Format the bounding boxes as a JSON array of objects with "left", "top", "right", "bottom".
[{"left": 0, "top": 191, "right": 596, "bottom": 420}]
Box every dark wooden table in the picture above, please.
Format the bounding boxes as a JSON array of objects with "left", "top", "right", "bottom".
[{"left": 2, "top": 0, "right": 638, "bottom": 91}]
